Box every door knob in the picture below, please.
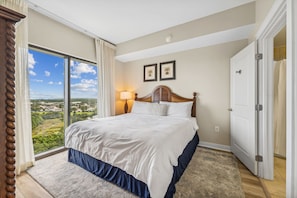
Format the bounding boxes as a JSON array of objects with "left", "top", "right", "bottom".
[{"left": 228, "top": 108, "right": 233, "bottom": 111}]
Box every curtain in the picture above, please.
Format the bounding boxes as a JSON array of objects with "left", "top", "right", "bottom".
[
  {"left": 95, "top": 39, "right": 116, "bottom": 117},
  {"left": 0, "top": 0, "right": 35, "bottom": 174},
  {"left": 273, "top": 59, "right": 286, "bottom": 157}
]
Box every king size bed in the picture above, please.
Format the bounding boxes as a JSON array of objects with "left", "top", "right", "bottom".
[{"left": 65, "top": 85, "right": 199, "bottom": 198}]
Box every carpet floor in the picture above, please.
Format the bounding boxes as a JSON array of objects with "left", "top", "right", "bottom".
[{"left": 27, "top": 147, "right": 244, "bottom": 198}]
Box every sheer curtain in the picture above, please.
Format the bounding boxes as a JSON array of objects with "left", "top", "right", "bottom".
[
  {"left": 95, "top": 39, "right": 116, "bottom": 117},
  {"left": 0, "top": 0, "right": 35, "bottom": 174},
  {"left": 273, "top": 59, "right": 286, "bottom": 157}
]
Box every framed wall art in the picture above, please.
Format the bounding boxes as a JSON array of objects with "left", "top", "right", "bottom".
[
  {"left": 160, "top": 60, "right": 176, "bottom": 80},
  {"left": 143, "top": 63, "right": 157, "bottom": 82}
]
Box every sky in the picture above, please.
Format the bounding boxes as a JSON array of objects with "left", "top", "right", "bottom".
[{"left": 29, "top": 49, "right": 98, "bottom": 99}]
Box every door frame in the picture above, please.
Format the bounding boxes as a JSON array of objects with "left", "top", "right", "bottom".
[
  {"left": 256, "top": 0, "right": 297, "bottom": 197},
  {"left": 286, "top": 0, "right": 297, "bottom": 196},
  {"left": 256, "top": 0, "right": 286, "bottom": 180}
]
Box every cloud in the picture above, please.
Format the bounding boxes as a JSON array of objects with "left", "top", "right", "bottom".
[
  {"left": 45, "top": 71, "right": 51, "bottom": 77},
  {"left": 54, "top": 63, "right": 59, "bottom": 67},
  {"left": 30, "top": 90, "right": 62, "bottom": 99},
  {"left": 31, "top": 79, "right": 43, "bottom": 83},
  {"left": 81, "top": 79, "right": 97, "bottom": 85},
  {"left": 71, "top": 83, "right": 96, "bottom": 92},
  {"left": 28, "top": 52, "right": 37, "bottom": 76},
  {"left": 48, "top": 81, "right": 62, "bottom": 85},
  {"left": 28, "top": 52, "right": 36, "bottom": 69},
  {"left": 70, "top": 74, "right": 80, "bottom": 79},
  {"left": 71, "top": 78, "right": 97, "bottom": 92},
  {"left": 29, "top": 70, "right": 36, "bottom": 76},
  {"left": 71, "top": 62, "right": 96, "bottom": 78}
]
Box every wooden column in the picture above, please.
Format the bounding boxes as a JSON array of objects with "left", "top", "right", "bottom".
[{"left": 0, "top": 6, "right": 25, "bottom": 198}]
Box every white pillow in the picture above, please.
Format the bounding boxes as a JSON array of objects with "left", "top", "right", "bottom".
[
  {"left": 131, "top": 101, "right": 168, "bottom": 116},
  {"left": 159, "top": 101, "right": 193, "bottom": 118}
]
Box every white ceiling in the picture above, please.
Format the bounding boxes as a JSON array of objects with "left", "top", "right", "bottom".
[{"left": 27, "top": 0, "right": 255, "bottom": 45}]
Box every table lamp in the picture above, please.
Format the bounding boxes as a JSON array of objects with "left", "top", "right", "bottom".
[{"left": 120, "top": 91, "right": 132, "bottom": 113}]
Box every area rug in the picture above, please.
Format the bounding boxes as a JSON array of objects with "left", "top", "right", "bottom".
[{"left": 27, "top": 147, "right": 244, "bottom": 198}]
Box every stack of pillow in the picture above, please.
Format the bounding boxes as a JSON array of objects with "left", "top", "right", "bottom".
[{"left": 131, "top": 101, "right": 193, "bottom": 118}]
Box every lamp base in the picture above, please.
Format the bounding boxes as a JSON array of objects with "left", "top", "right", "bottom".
[{"left": 124, "top": 100, "right": 128, "bottom": 113}]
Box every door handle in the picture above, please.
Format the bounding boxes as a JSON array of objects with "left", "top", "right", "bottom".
[
  {"left": 235, "top": 70, "right": 242, "bottom": 74},
  {"left": 228, "top": 108, "right": 233, "bottom": 111}
]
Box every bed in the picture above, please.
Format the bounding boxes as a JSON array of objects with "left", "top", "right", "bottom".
[{"left": 65, "top": 85, "right": 199, "bottom": 198}]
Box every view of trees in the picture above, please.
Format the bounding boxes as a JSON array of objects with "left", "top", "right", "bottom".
[{"left": 31, "top": 99, "right": 97, "bottom": 154}]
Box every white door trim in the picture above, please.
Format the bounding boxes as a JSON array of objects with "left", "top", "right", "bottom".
[
  {"left": 256, "top": 0, "right": 286, "bottom": 180},
  {"left": 286, "top": 0, "right": 297, "bottom": 196}
]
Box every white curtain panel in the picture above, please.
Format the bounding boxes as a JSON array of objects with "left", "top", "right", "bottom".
[
  {"left": 1, "top": 0, "right": 35, "bottom": 174},
  {"left": 273, "top": 59, "right": 287, "bottom": 157},
  {"left": 95, "top": 39, "right": 116, "bottom": 117}
]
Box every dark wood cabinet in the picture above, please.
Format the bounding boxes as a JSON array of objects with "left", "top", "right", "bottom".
[{"left": 0, "top": 5, "right": 25, "bottom": 198}]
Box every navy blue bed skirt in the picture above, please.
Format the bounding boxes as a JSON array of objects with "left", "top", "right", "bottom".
[{"left": 68, "top": 133, "right": 199, "bottom": 198}]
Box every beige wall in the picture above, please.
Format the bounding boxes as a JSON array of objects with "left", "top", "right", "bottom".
[
  {"left": 28, "top": 9, "right": 96, "bottom": 62},
  {"left": 255, "top": 0, "right": 275, "bottom": 28},
  {"left": 249, "top": 0, "right": 275, "bottom": 41},
  {"left": 117, "top": 2, "right": 255, "bottom": 56},
  {"left": 116, "top": 40, "right": 247, "bottom": 146}
]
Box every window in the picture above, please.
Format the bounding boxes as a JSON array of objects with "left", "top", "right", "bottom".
[
  {"left": 70, "top": 59, "right": 97, "bottom": 124},
  {"left": 29, "top": 47, "right": 97, "bottom": 155}
]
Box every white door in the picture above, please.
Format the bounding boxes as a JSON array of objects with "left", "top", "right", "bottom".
[{"left": 230, "top": 42, "right": 257, "bottom": 175}]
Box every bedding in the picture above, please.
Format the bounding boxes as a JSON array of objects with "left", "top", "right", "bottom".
[
  {"left": 131, "top": 101, "right": 168, "bottom": 116},
  {"left": 159, "top": 101, "right": 193, "bottom": 118},
  {"left": 68, "top": 133, "right": 199, "bottom": 198},
  {"left": 65, "top": 113, "right": 198, "bottom": 198}
]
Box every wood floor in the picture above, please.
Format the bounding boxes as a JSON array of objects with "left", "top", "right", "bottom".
[
  {"left": 237, "top": 156, "right": 286, "bottom": 198},
  {"left": 260, "top": 157, "right": 286, "bottom": 198},
  {"left": 16, "top": 152, "right": 285, "bottom": 198},
  {"left": 238, "top": 160, "right": 267, "bottom": 198},
  {"left": 16, "top": 172, "right": 53, "bottom": 198}
]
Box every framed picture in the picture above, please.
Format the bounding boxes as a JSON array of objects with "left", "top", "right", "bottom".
[
  {"left": 143, "top": 64, "right": 157, "bottom": 82},
  {"left": 160, "top": 60, "right": 176, "bottom": 80}
]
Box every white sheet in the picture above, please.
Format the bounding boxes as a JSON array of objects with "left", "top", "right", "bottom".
[{"left": 65, "top": 113, "right": 198, "bottom": 198}]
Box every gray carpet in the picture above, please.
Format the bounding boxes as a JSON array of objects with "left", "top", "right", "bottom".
[{"left": 27, "top": 147, "right": 244, "bottom": 198}]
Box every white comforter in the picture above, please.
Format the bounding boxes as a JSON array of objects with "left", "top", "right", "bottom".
[{"left": 65, "top": 113, "right": 198, "bottom": 198}]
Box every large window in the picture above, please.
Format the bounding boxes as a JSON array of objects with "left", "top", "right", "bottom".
[{"left": 29, "top": 47, "right": 97, "bottom": 155}]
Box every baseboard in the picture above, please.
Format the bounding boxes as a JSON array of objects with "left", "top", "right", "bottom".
[{"left": 198, "top": 141, "right": 231, "bottom": 152}]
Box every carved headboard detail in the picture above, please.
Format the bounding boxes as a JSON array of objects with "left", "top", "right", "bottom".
[{"left": 135, "top": 85, "right": 197, "bottom": 117}]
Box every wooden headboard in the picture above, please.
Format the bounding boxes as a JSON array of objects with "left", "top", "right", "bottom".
[{"left": 135, "top": 85, "right": 197, "bottom": 117}]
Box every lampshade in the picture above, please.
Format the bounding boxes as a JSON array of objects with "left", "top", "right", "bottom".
[{"left": 120, "top": 91, "right": 132, "bottom": 100}]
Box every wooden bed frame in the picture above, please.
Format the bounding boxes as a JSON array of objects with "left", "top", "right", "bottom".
[{"left": 135, "top": 85, "right": 197, "bottom": 117}]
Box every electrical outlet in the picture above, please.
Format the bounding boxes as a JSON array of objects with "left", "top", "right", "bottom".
[{"left": 214, "top": 125, "right": 220, "bottom": 133}]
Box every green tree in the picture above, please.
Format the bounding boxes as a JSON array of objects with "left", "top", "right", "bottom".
[{"left": 31, "top": 113, "right": 44, "bottom": 129}]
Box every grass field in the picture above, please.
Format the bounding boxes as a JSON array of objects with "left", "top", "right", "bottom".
[{"left": 32, "top": 118, "right": 64, "bottom": 136}]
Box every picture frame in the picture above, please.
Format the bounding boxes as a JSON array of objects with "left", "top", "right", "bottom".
[
  {"left": 160, "top": 60, "right": 176, "bottom": 80},
  {"left": 144, "top": 63, "right": 157, "bottom": 82}
]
